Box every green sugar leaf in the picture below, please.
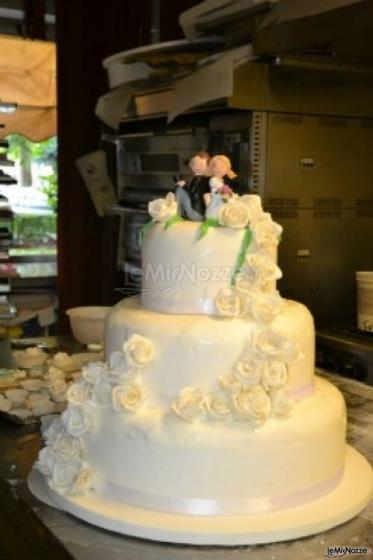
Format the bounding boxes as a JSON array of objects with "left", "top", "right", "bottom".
[
  {"left": 138, "top": 220, "right": 156, "bottom": 245},
  {"left": 163, "top": 214, "right": 184, "bottom": 230},
  {"left": 197, "top": 217, "right": 221, "bottom": 240},
  {"left": 230, "top": 227, "right": 253, "bottom": 286}
]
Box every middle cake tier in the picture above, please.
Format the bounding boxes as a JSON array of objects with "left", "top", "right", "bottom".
[{"left": 105, "top": 296, "right": 315, "bottom": 408}]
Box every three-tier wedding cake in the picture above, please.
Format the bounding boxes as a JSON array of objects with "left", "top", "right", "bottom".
[{"left": 33, "top": 185, "right": 372, "bottom": 545}]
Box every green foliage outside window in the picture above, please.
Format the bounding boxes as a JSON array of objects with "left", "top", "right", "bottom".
[
  {"left": 12, "top": 214, "right": 57, "bottom": 245},
  {"left": 6, "top": 134, "right": 58, "bottom": 213}
]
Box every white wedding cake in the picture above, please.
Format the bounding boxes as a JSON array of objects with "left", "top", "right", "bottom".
[{"left": 34, "top": 192, "right": 372, "bottom": 545}]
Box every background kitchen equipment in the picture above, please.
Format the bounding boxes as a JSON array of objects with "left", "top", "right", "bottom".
[
  {"left": 101, "top": 55, "right": 373, "bottom": 329},
  {"left": 316, "top": 327, "right": 373, "bottom": 386},
  {"left": 104, "top": 111, "right": 251, "bottom": 294}
]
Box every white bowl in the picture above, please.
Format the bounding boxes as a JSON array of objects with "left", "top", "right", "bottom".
[{"left": 66, "top": 306, "right": 111, "bottom": 345}]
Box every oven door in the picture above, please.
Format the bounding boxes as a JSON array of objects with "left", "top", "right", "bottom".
[{"left": 115, "top": 127, "right": 208, "bottom": 207}]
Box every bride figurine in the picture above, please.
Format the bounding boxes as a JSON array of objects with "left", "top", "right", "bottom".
[{"left": 204, "top": 155, "right": 236, "bottom": 218}]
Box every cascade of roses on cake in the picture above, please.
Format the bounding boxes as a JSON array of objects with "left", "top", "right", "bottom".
[{"left": 35, "top": 188, "right": 304, "bottom": 497}]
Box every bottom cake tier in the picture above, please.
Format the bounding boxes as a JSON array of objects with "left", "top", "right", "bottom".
[
  {"left": 82, "top": 377, "right": 345, "bottom": 514},
  {"left": 32, "top": 368, "right": 373, "bottom": 545}
]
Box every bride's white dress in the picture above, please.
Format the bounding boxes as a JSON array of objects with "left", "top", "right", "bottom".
[{"left": 205, "top": 191, "right": 224, "bottom": 219}]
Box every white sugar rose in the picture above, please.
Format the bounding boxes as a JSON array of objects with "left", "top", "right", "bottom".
[
  {"left": 215, "top": 287, "right": 246, "bottom": 317},
  {"left": 109, "top": 366, "right": 132, "bottom": 384},
  {"left": 234, "top": 269, "right": 257, "bottom": 295},
  {"left": 41, "top": 416, "right": 63, "bottom": 444},
  {"left": 52, "top": 432, "right": 83, "bottom": 461},
  {"left": 218, "top": 199, "right": 250, "bottom": 228},
  {"left": 251, "top": 214, "right": 283, "bottom": 248},
  {"left": 82, "top": 361, "right": 108, "bottom": 384},
  {"left": 271, "top": 391, "right": 293, "bottom": 417},
  {"left": 233, "top": 385, "right": 271, "bottom": 425},
  {"left": 35, "top": 447, "right": 57, "bottom": 476},
  {"left": 73, "top": 467, "right": 94, "bottom": 495},
  {"left": 66, "top": 380, "right": 91, "bottom": 406},
  {"left": 250, "top": 293, "right": 284, "bottom": 324},
  {"left": 123, "top": 334, "right": 155, "bottom": 368},
  {"left": 243, "top": 252, "right": 282, "bottom": 289},
  {"left": 240, "top": 194, "right": 263, "bottom": 222},
  {"left": 255, "top": 330, "right": 303, "bottom": 363},
  {"left": 148, "top": 192, "right": 178, "bottom": 222},
  {"left": 112, "top": 377, "right": 147, "bottom": 412},
  {"left": 171, "top": 387, "right": 206, "bottom": 421},
  {"left": 206, "top": 392, "right": 232, "bottom": 420},
  {"left": 261, "top": 361, "right": 288, "bottom": 391},
  {"left": 92, "top": 377, "right": 113, "bottom": 406},
  {"left": 234, "top": 353, "right": 263, "bottom": 385},
  {"left": 109, "top": 351, "right": 127, "bottom": 370},
  {"left": 62, "top": 406, "right": 92, "bottom": 437},
  {"left": 219, "top": 371, "right": 242, "bottom": 394},
  {"left": 50, "top": 458, "right": 81, "bottom": 494},
  {"left": 108, "top": 352, "right": 132, "bottom": 382}
]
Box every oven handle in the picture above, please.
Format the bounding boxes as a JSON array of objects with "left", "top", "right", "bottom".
[{"left": 108, "top": 206, "right": 149, "bottom": 215}]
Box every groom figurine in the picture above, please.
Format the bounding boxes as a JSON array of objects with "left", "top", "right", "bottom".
[{"left": 174, "top": 151, "right": 210, "bottom": 221}]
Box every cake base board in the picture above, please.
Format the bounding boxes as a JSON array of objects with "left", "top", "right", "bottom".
[{"left": 28, "top": 445, "right": 372, "bottom": 546}]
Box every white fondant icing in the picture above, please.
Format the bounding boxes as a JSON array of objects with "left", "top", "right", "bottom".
[
  {"left": 82, "top": 378, "right": 346, "bottom": 509},
  {"left": 141, "top": 222, "right": 278, "bottom": 315},
  {"left": 105, "top": 296, "right": 314, "bottom": 408}
]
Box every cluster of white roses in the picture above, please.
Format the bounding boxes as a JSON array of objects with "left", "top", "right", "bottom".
[
  {"left": 172, "top": 328, "right": 303, "bottom": 426},
  {"left": 65, "top": 333, "right": 155, "bottom": 415},
  {"left": 215, "top": 198, "right": 284, "bottom": 323},
  {"left": 148, "top": 191, "right": 282, "bottom": 239},
  {"left": 35, "top": 414, "right": 93, "bottom": 496},
  {"left": 35, "top": 333, "right": 156, "bottom": 496},
  {"left": 217, "top": 194, "right": 262, "bottom": 229}
]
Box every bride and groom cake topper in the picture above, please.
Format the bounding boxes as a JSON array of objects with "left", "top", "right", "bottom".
[{"left": 174, "top": 152, "right": 239, "bottom": 221}]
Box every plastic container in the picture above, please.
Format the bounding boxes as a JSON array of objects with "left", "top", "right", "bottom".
[
  {"left": 356, "top": 271, "right": 373, "bottom": 332},
  {"left": 66, "top": 307, "right": 111, "bottom": 345}
]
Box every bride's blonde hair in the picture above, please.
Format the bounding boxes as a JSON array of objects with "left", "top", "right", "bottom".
[{"left": 209, "top": 155, "right": 237, "bottom": 179}]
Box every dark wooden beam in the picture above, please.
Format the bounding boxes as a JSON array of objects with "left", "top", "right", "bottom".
[
  {"left": 55, "top": 0, "right": 152, "bottom": 329},
  {"left": 56, "top": 0, "right": 201, "bottom": 330},
  {"left": 23, "top": 0, "right": 46, "bottom": 40}
]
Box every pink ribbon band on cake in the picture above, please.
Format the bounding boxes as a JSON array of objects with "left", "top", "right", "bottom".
[
  {"left": 103, "top": 468, "right": 343, "bottom": 516},
  {"left": 286, "top": 381, "right": 315, "bottom": 401}
]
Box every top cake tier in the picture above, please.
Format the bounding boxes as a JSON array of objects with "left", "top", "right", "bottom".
[{"left": 141, "top": 201, "right": 282, "bottom": 315}]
